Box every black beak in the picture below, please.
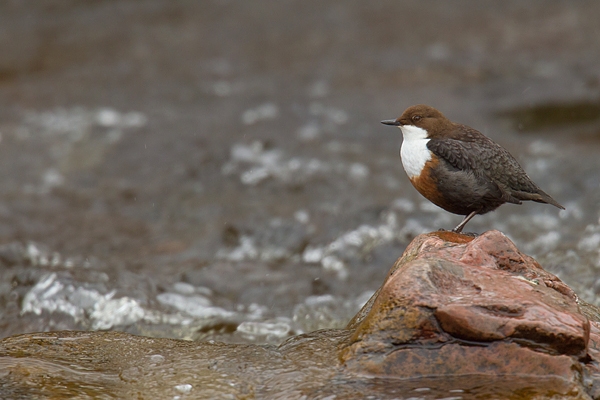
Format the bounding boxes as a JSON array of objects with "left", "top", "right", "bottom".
[{"left": 381, "top": 119, "right": 401, "bottom": 126}]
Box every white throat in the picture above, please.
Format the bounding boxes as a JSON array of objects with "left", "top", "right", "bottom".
[{"left": 399, "top": 125, "right": 432, "bottom": 178}]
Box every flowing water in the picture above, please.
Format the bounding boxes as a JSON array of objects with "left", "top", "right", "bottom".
[{"left": 0, "top": 1, "right": 599, "bottom": 398}]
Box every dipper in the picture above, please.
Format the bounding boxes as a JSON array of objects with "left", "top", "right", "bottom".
[{"left": 381, "top": 104, "right": 564, "bottom": 233}]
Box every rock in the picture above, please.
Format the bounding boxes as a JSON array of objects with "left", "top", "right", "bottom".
[
  {"left": 1, "top": 230, "right": 600, "bottom": 399},
  {"left": 342, "top": 230, "right": 589, "bottom": 371}
]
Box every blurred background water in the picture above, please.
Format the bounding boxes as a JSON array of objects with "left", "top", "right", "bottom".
[{"left": 0, "top": 0, "right": 599, "bottom": 344}]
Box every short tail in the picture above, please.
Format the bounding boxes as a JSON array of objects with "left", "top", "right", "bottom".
[{"left": 512, "top": 189, "right": 565, "bottom": 210}]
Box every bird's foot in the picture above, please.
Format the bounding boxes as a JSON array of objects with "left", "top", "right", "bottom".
[
  {"left": 438, "top": 227, "right": 479, "bottom": 237},
  {"left": 452, "top": 230, "right": 479, "bottom": 237}
]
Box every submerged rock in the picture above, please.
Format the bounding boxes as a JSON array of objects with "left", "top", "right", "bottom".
[{"left": 1, "top": 230, "right": 600, "bottom": 399}]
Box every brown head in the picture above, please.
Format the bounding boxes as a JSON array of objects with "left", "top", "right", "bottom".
[{"left": 381, "top": 105, "right": 453, "bottom": 139}]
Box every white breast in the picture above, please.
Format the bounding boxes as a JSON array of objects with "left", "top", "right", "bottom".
[{"left": 399, "top": 125, "right": 432, "bottom": 178}]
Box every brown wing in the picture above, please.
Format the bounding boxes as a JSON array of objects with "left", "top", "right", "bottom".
[{"left": 426, "top": 125, "right": 563, "bottom": 208}]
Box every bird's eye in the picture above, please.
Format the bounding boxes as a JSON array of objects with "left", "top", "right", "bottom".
[{"left": 412, "top": 115, "right": 422, "bottom": 122}]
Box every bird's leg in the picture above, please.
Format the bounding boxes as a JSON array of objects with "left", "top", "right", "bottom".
[{"left": 452, "top": 210, "right": 479, "bottom": 233}]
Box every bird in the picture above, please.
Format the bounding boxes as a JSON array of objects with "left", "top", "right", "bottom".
[{"left": 381, "top": 104, "right": 564, "bottom": 233}]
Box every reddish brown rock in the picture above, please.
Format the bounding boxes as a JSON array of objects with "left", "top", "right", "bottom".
[
  {"left": 342, "top": 230, "right": 591, "bottom": 382},
  {"left": 2, "top": 230, "right": 600, "bottom": 398}
]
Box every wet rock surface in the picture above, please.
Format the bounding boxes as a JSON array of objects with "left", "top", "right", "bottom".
[
  {"left": 2, "top": 230, "right": 600, "bottom": 399},
  {"left": 342, "top": 231, "right": 591, "bottom": 379}
]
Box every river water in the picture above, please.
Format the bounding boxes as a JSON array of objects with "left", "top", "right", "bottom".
[{"left": 0, "top": 0, "right": 599, "bottom": 348}]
